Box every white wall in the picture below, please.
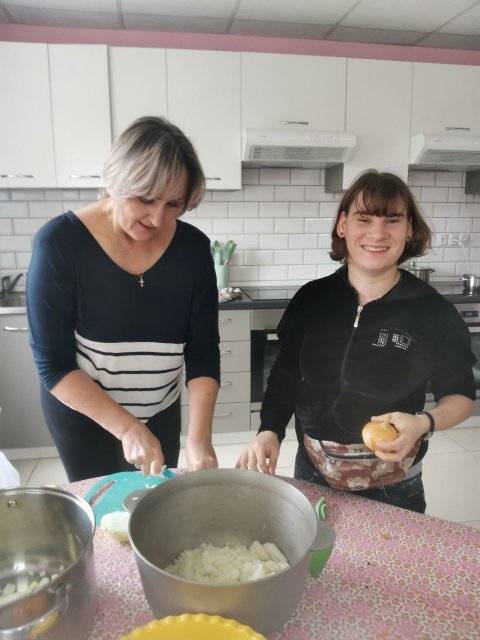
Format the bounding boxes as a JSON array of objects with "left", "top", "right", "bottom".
[{"left": 1, "top": 168, "right": 479, "bottom": 286}]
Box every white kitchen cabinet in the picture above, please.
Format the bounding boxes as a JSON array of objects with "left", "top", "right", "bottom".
[
  {"left": 109, "top": 46, "right": 167, "bottom": 141},
  {"left": 49, "top": 44, "right": 112, "bottom": 188},
  {"left": 0, "top": 314, "right": 53, "bottom": 450},
  {"left": 411, "top": 63, "right": 480, "bottom": 136},
  {"left": 0, "top": 42, "right": 56, "bottom": 189},
  {"left": 334, "top": 58, "right": 413, "bottom": 189},
  {"left": 167, "top": 50, "right": 241, "bottom": 190},
  {"left": 242, "top": 53, "right": 346, "bottom": 131}
]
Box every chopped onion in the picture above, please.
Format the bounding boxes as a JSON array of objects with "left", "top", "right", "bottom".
[{"left": 164, "top": 540, "right": 290, "bottom": 585}]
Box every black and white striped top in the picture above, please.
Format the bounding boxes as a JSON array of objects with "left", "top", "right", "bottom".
[{"left": 28, "top": 212, "right": 220, "bottom": 422}]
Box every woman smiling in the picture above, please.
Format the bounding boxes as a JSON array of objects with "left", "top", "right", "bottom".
[{"left": 237, "top": 170, "right": 475, "bottom": 513}]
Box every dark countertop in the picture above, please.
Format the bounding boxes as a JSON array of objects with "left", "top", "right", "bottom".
[{"left": 219, "top": 283, "right": 480, "bottom": 309}]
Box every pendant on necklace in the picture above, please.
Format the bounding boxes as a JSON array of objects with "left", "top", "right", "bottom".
[{"left": 138, "top": 273, "right": 144, "bottom": 288}]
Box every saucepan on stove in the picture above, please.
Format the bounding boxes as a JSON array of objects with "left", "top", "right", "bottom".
[
  {"left": 461, "top": 273, "right": 480, "bottom": 295},
  {"left": 0, "top": 487, "right": 96, "bottom": 639},
  {"left": 404, "top": 261, "right": 435, "bottom": 283},
  {"left": 128, "top": 469, "right": 335, "bottom": 636}
]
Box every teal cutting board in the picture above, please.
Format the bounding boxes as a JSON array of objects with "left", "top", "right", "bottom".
[{"left": 84, "top": 469, "right": 175, "bottom": 523}]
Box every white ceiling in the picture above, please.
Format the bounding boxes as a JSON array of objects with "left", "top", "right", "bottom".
[{"left": 0, "top": 0, "right": 479, "bottom": 50}]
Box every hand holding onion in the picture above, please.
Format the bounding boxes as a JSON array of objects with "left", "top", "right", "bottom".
[{"left": 363, "top": 412, "right": 430, "bottom": 462}]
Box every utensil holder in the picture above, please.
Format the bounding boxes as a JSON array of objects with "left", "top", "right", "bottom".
[{"left": 214, "top": 264, "right": 229, "bottom": 289}]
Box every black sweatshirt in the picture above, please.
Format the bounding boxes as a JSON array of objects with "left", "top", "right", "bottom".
[{"left": 259, "top": 267, "right": 476, "bottom": 459}]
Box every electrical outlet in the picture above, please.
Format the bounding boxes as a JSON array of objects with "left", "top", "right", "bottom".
[
  {"left": 459, "top": 233, "right": 470, "bottom": 245},
  {"left": 439, "top": 235, "right": 448, "bottom": 246}
]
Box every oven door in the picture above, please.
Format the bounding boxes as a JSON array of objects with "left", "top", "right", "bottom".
[{"left": 251, "top": 329, "right": 280, "bottom": 406}]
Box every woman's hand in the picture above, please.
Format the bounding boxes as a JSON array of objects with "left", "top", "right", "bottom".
[
  {"left": 235, "top": 431, "right": 280, "bottom": 474},
  {"left": 370, "top": 411, "right": 429, "bottom": 462},
  {"left": 185, "top": 439, "right": 218, "bottom": 471},
  {"left": 120, "top": 421, "right": 165, "bottom": 475}
]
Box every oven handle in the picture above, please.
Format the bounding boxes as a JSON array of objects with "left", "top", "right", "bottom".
[{"left": 468, "top": 326, "right": 480, "bottom": 333}]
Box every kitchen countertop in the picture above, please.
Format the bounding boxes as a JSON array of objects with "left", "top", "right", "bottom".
[
  {"left": 67, "top": 474, "right": 480, "bottom": 640},
  {"left": 219, "top": 283, "right": 480, "bottom": 309}
]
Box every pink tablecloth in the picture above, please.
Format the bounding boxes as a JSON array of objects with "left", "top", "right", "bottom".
[{"left": 68, "top": 475, "right": 480, "bottom": 640}]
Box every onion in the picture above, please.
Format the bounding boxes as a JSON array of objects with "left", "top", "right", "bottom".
[{"left": 164, "top": 540, "right": 289, "bottom": 585}]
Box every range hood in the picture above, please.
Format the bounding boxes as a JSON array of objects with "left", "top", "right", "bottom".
[
  {"left": 409, "top": 133, "right": 480, "bottom": 171},
  {"left": 242, "top": 129, "right": 356, "bottom": 168}
]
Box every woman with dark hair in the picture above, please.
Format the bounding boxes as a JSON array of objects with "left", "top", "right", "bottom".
[
  {"left": 237, "top": 170, "right": 475, "bottom": 513},
  {"left": 28, "top": 116, "right": 220, "bottom": 481}
]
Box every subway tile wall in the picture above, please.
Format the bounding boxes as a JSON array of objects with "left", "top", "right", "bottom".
[{"left": 1, "top": 169, "right": 479, "bottom": 287}]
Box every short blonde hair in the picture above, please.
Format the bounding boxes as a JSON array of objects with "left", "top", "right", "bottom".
[{"left": 103, "top": 116, "right": 205, "bottom": 210}]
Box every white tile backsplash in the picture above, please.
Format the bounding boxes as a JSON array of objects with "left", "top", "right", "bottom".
[{"left": 1, "top": 169, "right": 479, "bottom": 286}]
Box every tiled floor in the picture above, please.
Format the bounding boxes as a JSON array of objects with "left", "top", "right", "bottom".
[{"left": 8, "top": 426, "right": 480, "bottom": 529}]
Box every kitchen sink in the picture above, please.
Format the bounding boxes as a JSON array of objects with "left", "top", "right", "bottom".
[{"left": 0, "top": 293, "right": 26, "bottom": 307}]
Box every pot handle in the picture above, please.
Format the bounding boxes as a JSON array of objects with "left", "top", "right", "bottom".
[
  {"left": 309, "top": 497, "right": 335, "bottom": 578},
  {"left": 0, "top": 584, "right": 68, "bottom": 639}
]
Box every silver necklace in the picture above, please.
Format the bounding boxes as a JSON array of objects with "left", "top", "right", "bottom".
[{"left": 138, "top": 273, "right": 144, "bottom": 288}]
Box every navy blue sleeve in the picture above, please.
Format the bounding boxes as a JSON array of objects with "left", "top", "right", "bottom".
[
  {"left": 183, "top": 234, "right": 220, "bottom": 385},
  {"left": 27, "top": 218, "right": 78, "bottom": 390}
]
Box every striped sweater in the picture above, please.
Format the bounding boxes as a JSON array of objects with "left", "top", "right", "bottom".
[{"left": 27, "top": 212, "right": 220, "bottom": 421}]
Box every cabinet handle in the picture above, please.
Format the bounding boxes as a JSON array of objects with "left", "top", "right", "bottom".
[
  {"left": 220, "top": 381, "right": 233, "bottom": 387},
  {"left": 280, "top": 121, "right": 309, "bottom": 126},
  {"left": 68, "top": 174, "right": 101, "bottom": 179},
  {"left": 1, "top": 173, "right": 34, "bottom": 178},
  {"left": 219, "top": 318, "right": 232, "bottom": 324},
  {"left": 220, "top": 349, "right": 232, "bottom": 355},
  {"left": 3, "top": 326, "right": 28, "bottom": 332},
  {"left": 206, "top": 177, "right": 222, "bottom": 181},
  {"left": 213, "top": 411, "right": 233, "bottom": 418},
  {"left": 445, "top": 127, "right": 471, "bottom": 131}
]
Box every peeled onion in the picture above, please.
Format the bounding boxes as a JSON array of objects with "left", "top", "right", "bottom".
[{"left": 362, "top": 420, "right": 398, "bottom": 451}]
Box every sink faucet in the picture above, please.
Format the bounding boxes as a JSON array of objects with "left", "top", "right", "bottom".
[{"left": 1, "top": 273, "right": 25, "bottom": 296}]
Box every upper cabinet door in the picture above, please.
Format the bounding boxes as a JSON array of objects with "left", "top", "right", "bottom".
[
  {"left": 242, "top": 53, "right": 346, "bottom": 131},
  {"left": 167, "top": 50, "right": 241, "bottom": 190},
  {"left": 342, "top": 58, "right": 413, "bottom": 186},
  {"left": 0, "top": 42, "right": 56, "bottom": 189},
  {"left": 109, "top": 47, "right": 167, "bottom": 141},
  {"left": 49, "top": 44, "right": 112, "bottom": 188},
  {"left": 411, "top": 63, "right": 480, "bottom": 136}
]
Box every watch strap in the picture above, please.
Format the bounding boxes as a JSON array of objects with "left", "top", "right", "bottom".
[{"left": 416, "top": 410, "right": 435, "bottom": 440}]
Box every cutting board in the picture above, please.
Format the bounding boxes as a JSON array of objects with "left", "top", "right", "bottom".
[{"left": 84, "top": 469, "right": 175, "bottom": 523}]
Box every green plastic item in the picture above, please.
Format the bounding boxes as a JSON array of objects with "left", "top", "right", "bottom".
[
  {"left": 309, "top": 497, "right": 335, "bottom": 578},
  {"left": 84, "top": 469, "right": 175, "bottom": 524}
]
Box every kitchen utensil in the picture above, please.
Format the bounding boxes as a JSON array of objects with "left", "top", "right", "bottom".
[
  {"left": 211, "top": 241, "right": 222, "bottom": 265},
  {"left": 84, "top": 469, "right": 175, "bottom": 523},
  {"left": 223, "top": 240, "right": 237, "bottom": 265},
  {"left": 0, "top": 486, "right": 96, "bottom": 640},
  {"left": 120, "top": 614, "right": 266, "bottom": 640},
  {"left": 461, "top": 273, "right": 480, "bottom": 295},
  {"left": 128, "top": 469, "right": 335, "bottom": 636},
  {"left": 405, "top": 261, "right": 435, "bottom": 283}
]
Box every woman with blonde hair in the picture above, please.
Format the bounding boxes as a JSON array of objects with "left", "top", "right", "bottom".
[
  {"left": 28, "top": 116, "right": 220, "bottom": 481},
  {"left": 237, "top": 170, "right": 475, "bottom": 512}
]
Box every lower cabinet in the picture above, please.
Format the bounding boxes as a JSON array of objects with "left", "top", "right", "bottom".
[
  {"left": 181, "top": 402, "right": 251, "bottom": 435},
  {"left": 0, "top": 314, "right": 53, "bottom": 449}
]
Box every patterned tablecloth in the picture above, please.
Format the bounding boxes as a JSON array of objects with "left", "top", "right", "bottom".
[{"left": 68, "top": 475, "right": 480, "bottom": 640}]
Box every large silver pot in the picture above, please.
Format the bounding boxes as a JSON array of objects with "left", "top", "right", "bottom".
[
  {"left": 129, "top": 469, "right": 335, "bottom": 635},
  {"left": 404, "top": 262, "right": 435, "bottom": 283},
  {"left": 0, "top": 487, "right": 96, "bottom": 640}
]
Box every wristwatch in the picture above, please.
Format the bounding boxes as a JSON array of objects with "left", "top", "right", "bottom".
[{"left": 415, "top": 410, "right": 435, "bottom": 440}]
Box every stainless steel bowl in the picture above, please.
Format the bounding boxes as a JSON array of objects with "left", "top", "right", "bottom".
[
  {"left": 129, "top": 469, "right": 335, "bottom": 635},
  {"left": 0, "top": 487, "right": 96, "bottom": 640}
]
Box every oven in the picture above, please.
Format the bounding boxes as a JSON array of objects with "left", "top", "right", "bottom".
[
  {"left": 451, "top": 301, "right": 480, "bottom": 401},
  {"left": 250, "top": 308, "right": 284, "bottom": 409}
]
